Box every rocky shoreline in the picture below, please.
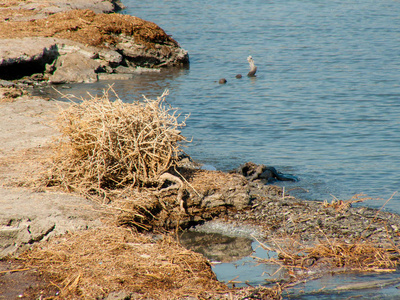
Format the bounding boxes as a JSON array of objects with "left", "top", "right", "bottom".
[
  {"left": 1, "top": 1, "right": 400, "bottom": 299},
  {"left": 0, "top": 0, "right": 188, "bottom": 89}
]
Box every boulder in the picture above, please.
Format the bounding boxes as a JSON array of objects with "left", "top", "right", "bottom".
[
  {"left": 3, "top": 0, "right": 125, "bottom": 21},
  {"left": 49, "top": 51, "right": 101, "bottom": 83}
]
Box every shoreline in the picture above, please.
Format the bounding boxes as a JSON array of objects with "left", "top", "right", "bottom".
[{"left": 1, "top": 1, "right": 400, "bottom": 299}]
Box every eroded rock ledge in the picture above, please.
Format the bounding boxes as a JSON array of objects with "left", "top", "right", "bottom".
[{"left": 0, "top": 6, "right": 189, "bottom": 84}]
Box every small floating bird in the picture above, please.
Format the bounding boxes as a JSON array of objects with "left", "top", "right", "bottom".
[
  {"left": 218, "top": 78, "right": 227, "bottom": 84},
  {"left": 247, "top": 56, "right": 257, "bottom": 77}
]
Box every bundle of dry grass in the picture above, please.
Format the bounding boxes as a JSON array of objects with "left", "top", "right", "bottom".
[
  {"left": 256, "top": 237, "right": 400, "bottom": 280},
  {"left": 19, "top": 226, "right": 227, "bottom": 299},
  {"left": 46, "top": 87, "right": 188, "bottom": 199}
]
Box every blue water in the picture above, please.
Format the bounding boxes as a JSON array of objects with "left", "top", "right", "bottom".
[
  {"left": 124, "top": 0, "right": 400, "bottom": 213},
  {"left": 43, "top": 1, "right": 400, "bottom": 211}
]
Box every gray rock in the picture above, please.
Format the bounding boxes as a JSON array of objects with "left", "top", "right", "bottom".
[
  {"left": 98, "top": 73, "right": 135, "bottom": 81},
  {"left": 0, "top": 80, "right": 15, "bottom": 87},
  {"left": 98, "top": 49, "right": 123, "bottom": 67},
  {"left": 0, "top": 188, "right": 104, "bottom": 258},
  {"left": 49, "top": 51, "right": 101, "bottom": 83},
  {"left": 8, "top": 0, "right": 125, "bottom": 21},
  {"left": 117, "top": 37, "right": 189, "bottom": 68}
]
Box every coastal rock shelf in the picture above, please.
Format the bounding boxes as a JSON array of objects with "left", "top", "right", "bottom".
[{"left": 0, "top": 5, "right": 189, "bottom": 84}]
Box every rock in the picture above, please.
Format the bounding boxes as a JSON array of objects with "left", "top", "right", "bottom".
[
  {"left": 0, "top": 80, "right": 15, "bottom": 87},
  {"left": 116, "top": 37, "right": 189, "bottom": 68},
  {"left": 98, "top": 49, "right": 123, "bottom": 67},
  {"left": 49, "top": 51, "right": 101, "bottom": 83},
  {"left": 103, "top": 291, "right": 131, "bottom": 300},
  {"left": 0, "top": 37, "right": 59, "bottom": 80},
  {"left": 98, "top": 73, "right": 135, "bottom": 81},
  {"left": 0, "top": 188, "right": 104, "bottom": 258},
  {"left": 233, "top": 162, "right": 299, "bottom": 182},
  {"left": 219, "top": 78, "right": 227, "bottom": 84},
  {"left": 4, "top": 0, "right": 125, "bottom": 21},
  {"left": 0, "top": 9, "right": 189, "bottom": 83}
]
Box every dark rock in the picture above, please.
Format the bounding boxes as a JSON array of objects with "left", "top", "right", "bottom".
[
  {"left": 233, "top": 162, "right": 298, "bottom": 182},
  {"left": 219, "top": 78, "right": 227, "bottom": 84}
]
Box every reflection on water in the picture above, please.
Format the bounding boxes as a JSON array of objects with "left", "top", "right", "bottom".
[
  {"left": 178, "top": 221, "right": 281, "bottom": 287},
  {"left": 179, "top": 231, "right": 253, "bottom": 263},
  {"left": 180, "top": 225, "right": 400, "bottom": 297},
  {"left": 285, "top": 272, "right": 400, "bottom": 300},
  {"left": 34, "top": 68, "right": 188, "bottom": 103}
]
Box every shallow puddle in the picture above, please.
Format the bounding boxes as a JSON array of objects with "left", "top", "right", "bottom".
[
  {"left": 179, "top": 221, "right": 282, "bottom": 287},
  {"left": 179, "top": 221, "right": 400, "bottom": 299}
]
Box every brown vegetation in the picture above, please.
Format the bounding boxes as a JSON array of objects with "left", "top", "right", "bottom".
[
  {"left": 18, "top": 226, "right": 228, "bottom": 299},
  {"left": 0, "top": 86, "right": 25, "bottom": 103},
  {"left": 0, "top": 9, "right": 179, "bottom": 48},
  {"left": 44, "top": 87, "right": 188, "bottom": 198}
]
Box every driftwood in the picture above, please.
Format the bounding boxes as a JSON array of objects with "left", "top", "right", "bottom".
[{"left": 157, "top": 172, "right": 185, "bottom": 212}]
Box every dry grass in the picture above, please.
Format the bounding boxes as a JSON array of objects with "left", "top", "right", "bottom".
[
  {"left": 322, "top": 193, "right": 373, "bottom": 212},
  {"left": 254, "top": 234, "right": 400, "bottom": 284},
  {"left": 44, "top": 87, "right": 188, "bottom": 201},
  {"left": 272, "top": 239, "right": 398, "bottom": 273},
  {"left": 0, "top": 9, "right": 178, "bottom": 48},
  {"left": 19, "top": 226, "right": 228, "bottom": 299}
]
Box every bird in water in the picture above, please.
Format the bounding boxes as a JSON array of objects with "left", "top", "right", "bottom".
[{"left": 247, "top": 56, "right": 257, "bottom": 77}]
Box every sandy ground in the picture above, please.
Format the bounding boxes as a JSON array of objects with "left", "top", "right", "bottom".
[{"left": 0, "top": 96, "right": 105, "bottom": 258}]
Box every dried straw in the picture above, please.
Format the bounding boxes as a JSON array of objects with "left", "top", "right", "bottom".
[
  {"left": 254, "top": 235, "right": 400, "bottom": 282},
  {"left": 45, "top": 87, "right": 188, "bottom": 200},
  {"left": 19, "top": 226, "right": 227, "bottom": 299}
]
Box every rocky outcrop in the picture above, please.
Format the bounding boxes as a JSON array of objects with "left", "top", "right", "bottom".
[{"left": 0, "top": 8, "right": 189, "bottom": 84}]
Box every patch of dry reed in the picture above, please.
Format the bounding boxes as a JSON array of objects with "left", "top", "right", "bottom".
[
  {"left": 45, "top": 87, "right": 188, "bottom": 201},
  {"left": 255, "top": 234, "right": 400, "bottom": 283}
]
